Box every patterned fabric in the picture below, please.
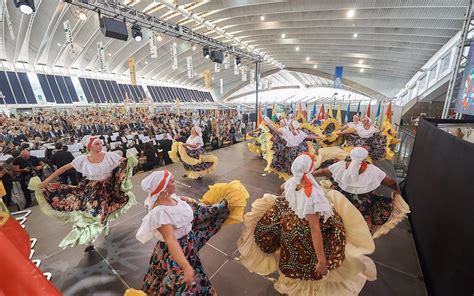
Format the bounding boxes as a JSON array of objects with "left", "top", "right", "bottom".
[
  {"left": 143, "top": 201, "right": 229, "bottom": 295},
  {"left": 181, "top": 147, "right": 213, "bottom": 172},
  {"left": 332, "top": 182, "right": 393, "bottom": 232},
  {"left": 344, "top": 132, "right": 387, "bottom": 161},
  {"left": 254, "top": 197, "right": 346, "bottom": 281},
  {"left": 269, "top": 130, "right": 309, "bottom": 175},
  {"left": 41, "top": 161, "right": 128, "bottom": 224}
]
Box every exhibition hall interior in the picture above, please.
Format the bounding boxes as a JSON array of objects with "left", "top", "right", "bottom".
[{"left": 1, "top": 0, "right": 473, "bottom": 295}]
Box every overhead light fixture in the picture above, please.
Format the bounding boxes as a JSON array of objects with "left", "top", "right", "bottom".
[
  {"left": 108, "top": 53, "right": 112, "bottom": 57},
  {"left": 236, "top": 56, "right": 241, "bottom": 65},
  {"left": 76, "top": 9, "right": 87, "bottom": 21},
  {"left": 347, "top": 9, "right": 355, "bottom": 18},
  {"left": 145, "top": 61, "right": 148, "bottom": 65},
  {"left": 358, "top": 59, "right": 364, "bottom": 64},
  {"left": 57, "top": 43, "right": 62, "bottom": 47},
  {"left": 260, "top": 16, "right": 265, "bottom": 21},
  {"left": 306, "top": 57, "right": 310, "bottom": 61},
  {"left": 15, "top": 0, "right": 35, "bottom": 15},
  {"left": 313, "top": 64, "right": 318, "bottom": 68},
  {"left": 156, "top": 33, "right": 163, "bottom": 42},
  {"left": 295, "top": 46, "right": 300, "bottom": 51},
  {"left": 131, "top": 24, "right": 143, "bottom": 42},
  {"left": 353, "top": 33, "right": 358, "bottom": 38},
  {"left": 191, "top": 43, "right": 196, "bottom": 51},
  {"left": 212, "top": 77, "right": 215, "bottom": 80},
  {"left": 360, "top": 68, "right": 365, "bottom": 73},
  {"left": 203, "top": 46, "right": 210, "bottom": 59},
  {"left": 281, "top": 33, "right": 286, "bottom": 38}
]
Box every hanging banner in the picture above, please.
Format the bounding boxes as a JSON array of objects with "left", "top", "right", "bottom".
[
  {"left": 128, "top": 57, "right": 137, "bottom": 85},
  {"left": 204, "top": 69, "right": 211, "bottom": 89},
  {"left": 224, "top": 54, "right": 230, "bottom": 69},
  {"left": 149, "top": 33, "right": 158, "bottom": 58},
  {"left": 186, "top": 56, "right": 194, "bottom": 79},
  {"left": 97, "top": 42, "right": 106, "bottom": 71},
  {"left": 234, "top": 58, "right": 239, "bottom": 75},
  {"left": 63, "top": 20, "right": 74, "bottom": 54},
  {"left": 214, "top": 63, "right": 221, "bottom": 73},
  {"left": 250, "top": 69, "right": 255, "bottom": 84},
  {"left": 170, "top": 43, "right": 178, "bottom": 70},
  {"left": 334, "top": 66, "right": 343, "bottom": 89},
  {"left": 455, "top": 41, "right": 474, "bottom": 115},
  {"left": 220, "top": 78, "right": 224, "bottom": 94},
  {"left": 241, "top": 66, "right": 248, "bottom": 82}
]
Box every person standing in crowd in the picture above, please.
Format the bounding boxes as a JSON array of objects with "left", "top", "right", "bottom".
[
  {"left": 229, "top": 125, "right": 236, "bottom": 144},
  {"left": 12, "top": 148, "right": 45, "bottom": 208},
  {"left": 142, "top": 142, "right": 160, "bottom": 172},
  {"left": 30, "top": 136, "right": 137, "bottom": 252},
  {"left": 0, "top": 164, "right": 13, "bottom": 207},
  {"left": 135, "top": 170, "right": 248, "bottom": 295},
  {"left": 50, "top": 142, "right": 78, "bottom": 185},
  {"left": 159, "top": 134, "right": 173, "bottom": 165}
]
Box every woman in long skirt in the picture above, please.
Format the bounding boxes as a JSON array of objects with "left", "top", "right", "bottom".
[
  {"left": 29, "top": 136, "right": 137, "bottom": 251},
  {"left": 169, "top": 126, "right": 218, "bottom": 179},
  {"left": 136, "top": 170, "right": 249, "bottom": 295},
  {"left": 238, "top": 153, "right": 376, "bottom": 295}
]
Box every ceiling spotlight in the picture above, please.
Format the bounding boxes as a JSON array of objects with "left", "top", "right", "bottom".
[
  {"left": 15, "top": 0, "right": 35, "bottom": 15},
  {"left": 295, "top": 46, "right": 300, "bottom": 51},
  {"left": 236, "top": 56, "right": 241, "bottom": 65},
  {"left": 281, "top": 33, "right": 286, "bottom": 38},
  {"left": 57, "top": 43, "right": 62, "bottom": 47},
  {"left": 76, "top": 9, "right": 87, "bottom": 21},
  {"left": 260, "top": 16, "right": 265, "bottom": 21},
  {"left": 347, "top": 9, "right": 355, "bottom": 18},
  {"left": 212, "top": 77, "right": 215, "bottom": 80},
  {"left": 313, "top": 64, "right": 318, "bottom": 68},
  {"left": 156, "top": 33, "right": 163, "bottom": 42},
  {"left": 306, "top": 57, "right": 310, "bottom": 61},
  {"left": 353, "top": 33, "right": 358, "bottom": 38},
  {"left": 108, "top": 53, "right": 112, "bottom": 57},
  {"left": 360, "top": 68, "right": 365, "bottom": 73},
  {"left": 358, "top": 59, "right": 364, "bottom": 64},
  {"left": 203, "top": 46, "right": 210, "bottom": 59},
  {"left": 191, "top": 43, "right": 197, "bottom": 51},
  {"left": 145, "top": 61, "right": 148, "bottom": 65},
  {"left": 131, "top": 24, "right": 142, "bottom": 42}
]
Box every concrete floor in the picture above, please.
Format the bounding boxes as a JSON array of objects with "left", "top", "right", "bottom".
[{"left": 23, "top": 142, "right": 427, "bottom": 295}]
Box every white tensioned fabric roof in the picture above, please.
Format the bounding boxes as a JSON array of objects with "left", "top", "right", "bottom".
[{"left": 0, "top": 0, "right": 469, "bottom": 102}]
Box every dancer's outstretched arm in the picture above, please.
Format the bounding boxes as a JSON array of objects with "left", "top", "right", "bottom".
[
  {"left": 312, "top": 168, "right": 332, "bottom": 178},
  {"left": 159, "top": 225, "right": 195, "bottom": 287},
  {"left": 40, "top": 163, "right": 73, "bottom": 188},
  {"left": 307, "top": 213, "right": 328, "bottom": 275},
  {"left": 305, "top": 134, "right": 320, "bottom": 140},
  {"left": 263, "top": 117, "right": 283, "bottom": 135},
  {"left": 382, "top": 176, "right": 401, "bottom": 195}
]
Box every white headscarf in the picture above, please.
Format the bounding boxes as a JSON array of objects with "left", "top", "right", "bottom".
[
  {"left": 328, "top": 147, "right": 387, "bottom": 194},
  {"left": 284, "top": 153, "right": 333, "bottom": 220},
  {"left": 81, "top": 135, "right": 101, "bottom": 151},
  {"left": 141, "top": 170, "right": 173, "bottom": 212},
  {"left": 193, "top": 126, "right": 202, "bottom": 137}
]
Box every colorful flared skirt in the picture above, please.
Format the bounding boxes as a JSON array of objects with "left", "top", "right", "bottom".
[
  {"left": 28, "top": 156, "right": 138, "bottom": 248},
  {"left": 169, "top": 142, "right": 218, "bottom": 179},
  {"left": 344, "top": 132, "right": 387, "bottom": 161}
]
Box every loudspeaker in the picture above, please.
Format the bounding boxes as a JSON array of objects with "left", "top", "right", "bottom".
[
  {"left": 249, "top": 113, "right": 256, "bottom": 122},
  {"left": 243, "top": 114, "right": 249, "bottom": 123},
  {"left": 210, "top": 51, "right": 224, "bottom": 64},
  {"left": 100, "top": 17, "right": 128, "bottom": 41}
]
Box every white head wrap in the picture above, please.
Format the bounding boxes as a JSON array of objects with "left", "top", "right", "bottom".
[
  {"left": 362, "top": 116, "right": 372, "bottom": 124},
  {"left": 82, "top": 135, "right": 101, "bottom": 151},
  {"left": 284, "top": 154, "right": 333, "bottom": 220},
  {"left": 141, "top": 170, "right": 173, "bottom": 212},
  {"left": 328, "top": 147, "right": 387, "bottom": 194},
  {"left": 193, "top": 126, "right": 202, "bottom": 137}
]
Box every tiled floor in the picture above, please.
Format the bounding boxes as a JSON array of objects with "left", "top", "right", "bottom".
[{"left": 23, "top": 142, "right": 427, "bottom": 295}]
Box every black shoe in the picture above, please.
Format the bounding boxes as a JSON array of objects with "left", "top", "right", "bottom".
[{"left": 84, "top": 245, "right": 95, "bottom": 253}]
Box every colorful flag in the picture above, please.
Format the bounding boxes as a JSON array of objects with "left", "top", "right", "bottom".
[
  {"left": 366, "top": 103, "right": 371, "bottom": 118},
  {"left": 356, "top": 100, "right": 361, "bottom": 115},
  {"left": 345, "top": 101, "right": 351, "bottom": 123},
  {"left": 385, "top": 101, "right": 392, "bottom": 123},
  {"left": 271, "top": 103, "right": 278, "bottom": 122},
  {"left": 297, "top": 102, "right": 303, "bottom": 120},
  {"left": 317, "top": 104, "right": 325, "bottom": 120},
  {"left": 328, "top": 104, "right": 334, "bottom": 118},
  {"left": 310, "top": 104, "right": 317, "bottom": 120},
  {"left": 257, "top": 103, "right": 263, "bottom": 126},
  {"left": 375, "top": 101, "right": 382, "bottom": 121},
  {"left": 336, "top": 104, "right": 342, "bottom": 123}
]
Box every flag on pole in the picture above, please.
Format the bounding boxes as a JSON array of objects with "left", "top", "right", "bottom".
[
  {"left": 328, "top": 104, "right": 334, "bottom": 118},
  {"left": 385, "top": 101, "right": 392, "bottom": 123},
  {"left": 297, "top": 102, "right": 303, "bottom": 120},
  {"left": 356, "top": 100, "right": 361, "bottom": 115},
  {"left": 290, "top": 102, "right": 294, "bottom": 115},
  {"left": 345, "top": 101, "right": 351, "bottom": 123},
  {"left": 310, "top": 104, "right": 317, "bottom": 120},
  {"left": 271, "top": 103, "right": 278, "bottom": 122},
  {"left": 375, "top": 101, "right": 382, "bottom": 122},
  {"left": 304, "top": 102, "right": 309, "bottom": 122},
  {"left": 336, "top": 104, "right": 342, "bottom": 123},
  {"left": 257, "top": 103, "right": 263, "bottom": 126},
  {"left": 366, "top": 103, "right": 371, "bottom": 118},
  {"left": 317, "top": 104, "right": 325, "bottom": 120}
]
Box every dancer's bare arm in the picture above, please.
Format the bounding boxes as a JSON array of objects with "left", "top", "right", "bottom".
[
  {"left": 307, "top": 213, "right": 328, "bottom": 275},
  {"left": 313, "top": 168, "right": 332, "bottom": 178},
  {"left": 40, "top": 163, "right": 73, "bottom": 188}
]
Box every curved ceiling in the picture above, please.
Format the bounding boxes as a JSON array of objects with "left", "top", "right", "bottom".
[{"left": 0, "top": 0, "right": 469, "bottom": 100}]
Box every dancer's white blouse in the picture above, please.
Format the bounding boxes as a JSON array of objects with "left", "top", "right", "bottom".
[
  {"left": 328, "top": 160, "right": 387, "bottom": 194},
  {"left": 347, "top": 122, "right": 362, "bottom": 129},
  {"left": 186, "top": 135, "right": 204, "bottom": 150},
  {"left": 355, "top": 125, "right": 378, "bottom": 138},
  {"left": 71, "top": 152, "right": 122, "bottom": 181},
  {"left": 281, "top": 129, "right": 308, "bottom": 147},
  {"left": 136, "top": 194, "right": 194, "bottom": 243}
]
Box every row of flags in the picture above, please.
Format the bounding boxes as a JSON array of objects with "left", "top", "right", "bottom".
[{"left": 257, "top": 100, "right": 393, "bottom": 126}]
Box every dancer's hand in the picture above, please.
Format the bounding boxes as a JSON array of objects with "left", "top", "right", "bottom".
[
  {"left": 183, "top": 265, "right": 195, "bottom": 288},
  {"left": 39, "top": 181, "right": 47, "bottom": 189},
  {"left": 316, "top": 260, "right": 328, "bottom": 276}
]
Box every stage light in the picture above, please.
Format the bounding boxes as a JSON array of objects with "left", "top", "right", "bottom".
[
  {"left": 203, "top": 46, "right": 210, "bottom": 59},
  {"left": 236, "top": 56, "right": 241, "bottom": 65},
  {"left": 77, "top": 9, "right": 87, "bottom": 21},
  {"left": 131, "top": 24, "right": 143, "bottom": 42},
  {"left": 353, "top": 33, "right": 358, "bottom": 38},
  {"left": 156, "top": 33, "right": 163, "bottom": 42},
  {"left": 15, "top": 0, "right": 35, "bottom": 15}
]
